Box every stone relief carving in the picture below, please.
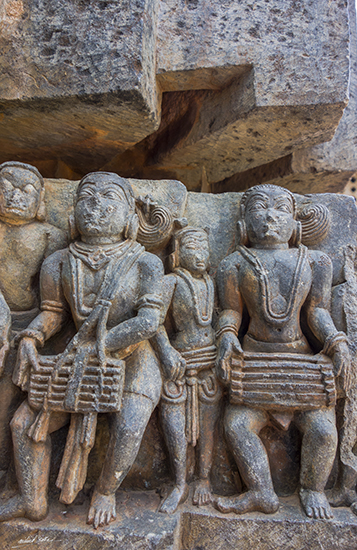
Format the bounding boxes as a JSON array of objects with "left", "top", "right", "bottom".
[
  {"left": 0, "top": 161, "right": 67, "bottom": 482},
  {"left": 0, "top": 165, "right": 355, "bottom": 543},
  {"left": 214, "top": 184, "right": 350, "bottom": 520},
  {"left": 154, "top": 227, "right": 221, "bottom": 513}
]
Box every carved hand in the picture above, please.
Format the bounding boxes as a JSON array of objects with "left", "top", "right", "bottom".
[
  {"left": 0, "top": 340, "right": 9, "bottom": 377},
  {"left": 216, "top": 332, "right": 243, "bottom": 383},
  {"left": 161, "top": 347, "right": 186, "bottom": 381},
  {"left": 13, "top": 337, "right": 39, "bottom": 391},
  {"left": 332, "top": 341, "right": 351, "bottom": 392}
]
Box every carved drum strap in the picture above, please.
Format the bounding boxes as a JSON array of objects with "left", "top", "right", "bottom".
[
  {"left": 230, "top": 352, "right": 336, "bottom": 410},
  {"left": 181, "top": 345, "right": 218, "bottom": 447}
]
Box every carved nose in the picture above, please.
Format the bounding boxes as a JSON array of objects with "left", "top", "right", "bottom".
[
  {"left": 9, "top": 189, "right": 23, "bottom": 203},
  {"left": 266, "top": 209, "right": 277, "bottom": 221}
]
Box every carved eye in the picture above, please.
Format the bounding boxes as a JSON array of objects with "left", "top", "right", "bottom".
[
  {"left": 103, "top": 190, "right": 121, "bottom": 200},
  {"left": 24, "top": 184, "right": 35, "bottom": 194},
  {"left": 275, "top": 201, "right": 292, "bottom": 213},
  {"left": 250, "top": 200, "right": 267, "bottom": 211}
]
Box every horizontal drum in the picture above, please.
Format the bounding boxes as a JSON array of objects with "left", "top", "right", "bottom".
[
  {"left": 29, "top": 354, "right": 125, "bottom": 414},
  {"left": 230, "top": 352, "right": 336, "bottom": 410}
]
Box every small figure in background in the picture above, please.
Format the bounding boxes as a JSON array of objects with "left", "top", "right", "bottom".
[{"left": 154, "top": 227, "right": 221, "bottom": 514}]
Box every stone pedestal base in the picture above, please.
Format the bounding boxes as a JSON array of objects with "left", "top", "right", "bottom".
[{"left": 0, "top": 492, "right": 356, "bottom": 550}]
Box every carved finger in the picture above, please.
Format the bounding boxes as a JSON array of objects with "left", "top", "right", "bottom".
[{"left": 28, "top": 346, "right": 40, "bottom": 372}]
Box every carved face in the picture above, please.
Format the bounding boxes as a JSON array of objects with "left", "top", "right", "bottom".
[
  {"left": 178, "top": 232, "right": 210, "bottom": 275},
  {"left": 244, "top": 187, "right": 294, "bottom": 247},
  {"left": 0, "top": 167, "right": 42, "bottom": 222},
  {"left": 75, "top": 177, "right": 131, "bottom": 239}
]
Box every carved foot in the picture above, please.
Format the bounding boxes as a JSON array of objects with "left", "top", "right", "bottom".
[
  {"left": 327, "top": 486, "right": 357, "bottom": 507},
  {"left": 192, "top": 479, "right": 212, "bottom": 507},
  {"left": 87, "top": 489, "right": 116, "bottom": 529},
  {"left": 215, "top": 490, "right": 279, "bottom": 515},
  {"left": 0, "top": 495, "right": 26, "bottom": 522},
  {"left": 300, "top": 489, "right": 333, "bottom": 519},
  {"left": 158, "top": 483, "right": 189, "bottom": 514}
]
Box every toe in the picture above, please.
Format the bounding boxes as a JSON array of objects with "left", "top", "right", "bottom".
[
  {"left": 305, "top": 506, "right": 313, "bottom": 518},
  {"left": 87, "top": 506, "right": 95, "bottom": 524},
  {"left": 94, "top": 510, "right": 101, "bottom": 529}
]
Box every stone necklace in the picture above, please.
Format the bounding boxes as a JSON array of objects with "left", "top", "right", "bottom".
[
  {"left": 175, "top": 267, "right": 214, "bottom": 327},
  {"left": 239, "top": 244, "right": 308, "bottom": 327}
]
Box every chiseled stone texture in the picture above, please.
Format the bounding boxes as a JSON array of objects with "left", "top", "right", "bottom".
[
  {"left": 1, "top": 494, "right": 357, "bottom": 550},
  {"left": 214, "top": 0, "right": 357, "bottom": 196},
  {"left": 180, "top": 498, "right": 357, "bottom": 550},
  {"left": 0, "top": 0, "right": 161, "bottom": 172},
  {"left": 0, "top": 0, "right": 351, "bottom": 189}
]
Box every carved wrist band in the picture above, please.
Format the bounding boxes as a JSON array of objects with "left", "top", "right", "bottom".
[
  {"left": 216, "top": 325, "right": 238, "bottom": 339},
  {"left": 15, "top": 329, "right": 45, "bottom": 348},
  {"left": 322, "top": 332, "right": 348, "bottom": 357}
]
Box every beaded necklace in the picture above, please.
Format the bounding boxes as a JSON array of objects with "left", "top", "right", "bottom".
[
  {"left": 238, "top": 244, "right": 308, "bottom": 327},
  {"left": 175, "top": 267, "right": 214, "bottom": 327}
]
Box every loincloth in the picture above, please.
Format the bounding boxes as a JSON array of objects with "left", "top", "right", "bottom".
[
  {"left": 230, "top": 351, "right": 336, "bottom": 411},
  {"left": 162, "top": 345, "right": 220, "bottom": 446}
]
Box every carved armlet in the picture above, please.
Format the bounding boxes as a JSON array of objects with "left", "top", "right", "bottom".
[{"left": 322, "top": 332, "right": 348, "bottom": 357}]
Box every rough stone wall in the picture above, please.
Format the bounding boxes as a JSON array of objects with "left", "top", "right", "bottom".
[{"left": 0, "top": 0, "right": 353, "bottom": 193}]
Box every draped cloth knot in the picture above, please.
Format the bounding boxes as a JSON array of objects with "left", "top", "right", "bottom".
[{"left": 181, "top": 346, "right": 218, "bottom": 447}]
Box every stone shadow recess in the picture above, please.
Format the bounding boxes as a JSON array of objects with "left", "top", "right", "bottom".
[{"left": 0, "top": 63, "right": 347, "bottom": 192}]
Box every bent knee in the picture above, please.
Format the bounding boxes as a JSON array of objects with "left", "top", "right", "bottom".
[
  {"left": 25, "top": 501, "right": 48, "bottom": 522},
  {"left": 224, "top": 406, "right": 266, "bottom": 440}
]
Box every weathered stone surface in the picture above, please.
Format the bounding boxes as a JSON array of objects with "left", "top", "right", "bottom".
[
  {"left": 214, "top": 0, "right": 357, "bottom": 196},
  {"left": 0, "top": 0, "right": 351, "bottom": 190},
  {"left": 0, "top": 0, "right": 161, "bottom": 173},
  {"left": 180, "top": 498, "right": 357, "bottom": 550},
  {"left": 0, "top": 491, "right": 180, "bottom": 550},
  {"left": 1, "top": 495, "right": 356, "bottom": 550}
]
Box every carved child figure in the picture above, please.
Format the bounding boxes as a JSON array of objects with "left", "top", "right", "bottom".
[
  {"left": 155, "top": 227, "right": 221, "bottom": 514},
  {"left": 215, "top": 184, "right": 350, "bottom": 520},
  {"left": 0, "top": 172, "right": 165, "bottom": 528},
  {"left": 0, "top": 161, "right": 66, "bottom": 475}
]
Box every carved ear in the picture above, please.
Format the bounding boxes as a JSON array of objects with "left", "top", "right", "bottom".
[
  {"left": 68, "top": 214, "right": 79, "bottom": 241},
  {"left": 125, "top": 213, "right": 139, "bottom": 241},
  {"left": 36, "top": 188, "right": 46, "bottom": 221},
  {"left": 237, "top": 220, "right": 249, "bottom": 246},
  {"left": 289, "top": 220, "right": 302, "bottom": 248},
  {"left": 168, "top": 251, "right": 179, "bottom": 271}
]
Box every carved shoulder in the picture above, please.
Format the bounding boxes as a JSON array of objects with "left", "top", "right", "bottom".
[
  {"left": 307, "top": 249, "right": 333, "bottom": 277},
  {"left": 42, "top": 223, "right": 68, "bottom": 258},
  {"left": 41, "top": 247, "right": 68, "bottom": 277},
  {"left": 137, "top": 251, "right": 165, "bottom": 279}
]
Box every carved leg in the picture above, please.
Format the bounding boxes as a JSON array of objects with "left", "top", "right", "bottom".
[
  {"left": 327, "top": 463, "right": 357, "bottom": 507},
  {"left": 193, "top": 399, "right": 220, "bottom": 507},
  {"left": 295, "top": 407, "right": 337, "bottom": 520},
  {"left": 215, "top": 405, "right": 279, "bottom": 515},
  {"left": 89, "top": 392, "right": 155, "bottom": 529},
  {"left": 159, "top": 399, "right": 188, "bottom": 514},
  {"left": 0, "top": 401, "right": 69, "bottom": 522}
]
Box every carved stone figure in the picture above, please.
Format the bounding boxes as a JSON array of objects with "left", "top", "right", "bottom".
[
  {"left": 0, "top": 172, "right": 165, "bottom": 528},
  {"left": 215, "top": 184, "right": 350, "bottom": 520},
  {"left": 154, "top": 227, "right": 221, "bottom": 513},
  {"left": 0, "top": 161, "right": 67, "bottom": 477}
]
